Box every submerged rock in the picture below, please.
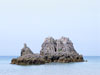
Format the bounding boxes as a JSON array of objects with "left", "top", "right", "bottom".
[{"left": 11, "top": 37, "right": 84, "bottom": 65}]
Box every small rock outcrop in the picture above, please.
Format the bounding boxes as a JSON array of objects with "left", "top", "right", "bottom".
[
  {"left": 21, "top": 43, "right": 33, "bottom": 56},
  {"left": 11, "top": 44, "right": 45, "bottom": 65},
  {"left": 11, "top": 54, "right": 45, "bottom": 65},
  {"left": 11, "top": 37, "right": 84, "bottom": 65}
]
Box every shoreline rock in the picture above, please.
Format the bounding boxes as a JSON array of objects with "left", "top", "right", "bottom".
[
  {"left": 11, "top": 54, "right": 45, "bottom": 65},
  {"left": 11, "top": 37, "right": 84, "bottom": 65}
]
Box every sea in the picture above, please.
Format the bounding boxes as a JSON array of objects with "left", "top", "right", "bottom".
[{"left": 0, "top": 56, "right": 100, "bottom": 75}]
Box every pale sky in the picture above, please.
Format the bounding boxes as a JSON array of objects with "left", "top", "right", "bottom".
[{"left": 0, "top": 0, "right": 100, "bottom": 56}]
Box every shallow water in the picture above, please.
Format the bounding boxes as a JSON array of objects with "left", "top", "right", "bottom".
[{"left": 0, "top": 56, "right": 100, "bottom": 75}]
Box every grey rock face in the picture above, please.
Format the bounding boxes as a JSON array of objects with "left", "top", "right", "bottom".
[
  {"left": 40, "top": 37, "right": 56, "bottom": 56},
  {"left": 21, "top": 43, "right": 33, "bottom": 56},
  {"left": 40, "top": 37, "right": 79, "bottom": 56},
  {"left": 40, "top": 37, "right": 84, "bottom": 63}
]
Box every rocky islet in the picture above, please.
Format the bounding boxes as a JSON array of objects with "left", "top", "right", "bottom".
[{"left": 11, "top": 37, "right": 84, "bottom": 65}]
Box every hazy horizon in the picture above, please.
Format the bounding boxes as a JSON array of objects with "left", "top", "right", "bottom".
[{"left": 0, "top": 0, "right": 100, "bottom": 56}]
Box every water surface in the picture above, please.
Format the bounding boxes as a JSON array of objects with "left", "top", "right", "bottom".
[{"left": 0, "top": 56, "right": 100, "bottom": 75}]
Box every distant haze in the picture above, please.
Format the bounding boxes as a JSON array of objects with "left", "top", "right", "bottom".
[{"left": 0, "top": 0, "right": 100, "bottom": 56}]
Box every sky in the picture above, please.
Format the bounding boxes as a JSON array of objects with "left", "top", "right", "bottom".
[{"left": 0, "top": 0, "right": 100, "bottom": 56}]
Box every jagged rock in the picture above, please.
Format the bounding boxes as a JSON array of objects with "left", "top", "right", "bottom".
[
  {"left": 11, "top": 37, "right": 84, "bottom": 65},
  {"left": 21, "top": 43, "right": 33, "bottom": 56},
  {"left": 40, "top": 36, "right": 84, "bottom": 63},
  {"left": 40, "top": 37, "right": 78, "bottom": 56},
  {"left": 40, "top": 37, "right": 56, "bottom": 56}
]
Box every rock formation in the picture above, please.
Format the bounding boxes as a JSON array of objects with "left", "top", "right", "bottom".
[
  {"left": 11, "top": 37, "right": 84, "bottom": 65},
  {"left": 11, "top": 44, "right": 45, "bottom": 65},
  {"left": 40, "top": 37, "right": 78, "bottom": 56},
  {"left": 40, "top": 37, "right": 84, "bottom": 63},
  {"left": 11, "top": 54, "right": 45, "bottom": 65},
  {"left": 21, "top": 43, "right": 33, "bottom": 56}
]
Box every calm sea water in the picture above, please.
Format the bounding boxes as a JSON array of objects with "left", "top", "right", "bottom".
[{"left": 0, "top": 56, "right": 100, "bottom": 75}]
